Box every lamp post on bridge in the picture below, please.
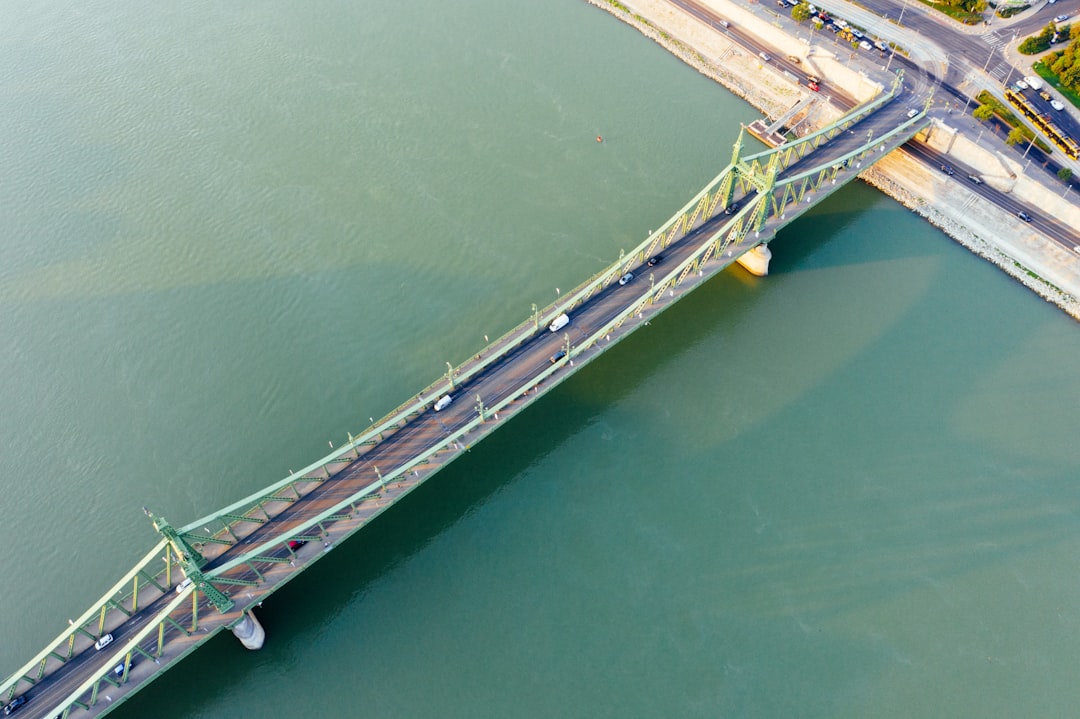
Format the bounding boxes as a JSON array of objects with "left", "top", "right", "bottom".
[{"left": 446, "top": 361, "right": 454, "bottom": 389}]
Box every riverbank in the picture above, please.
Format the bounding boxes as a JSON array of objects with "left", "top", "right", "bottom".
[{"left": 583, "top": 0, "right": 1080, "bottom": 319}]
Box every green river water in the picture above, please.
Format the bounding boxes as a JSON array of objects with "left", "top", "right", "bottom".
[{"left": 2, "top": 0, "right": 1080, "bottom": 716}]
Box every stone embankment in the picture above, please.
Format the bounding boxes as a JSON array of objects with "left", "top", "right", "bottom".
[{"left": 584, "top": 0, "right": 1080, "bottom": 319}]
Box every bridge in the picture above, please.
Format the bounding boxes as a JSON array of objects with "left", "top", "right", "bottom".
[{"left": 2, "top": 74, "right": 930, "bottom": 719}]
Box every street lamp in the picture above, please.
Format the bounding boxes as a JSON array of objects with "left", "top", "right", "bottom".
[{"left": 446, "top": 361, "right": 454, "bottom": 389}]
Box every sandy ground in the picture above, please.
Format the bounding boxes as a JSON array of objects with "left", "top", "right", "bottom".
[{"left": 584, "top": 0, "right": 1080, "bottom": 318}]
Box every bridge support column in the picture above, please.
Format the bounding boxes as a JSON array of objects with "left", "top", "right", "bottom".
[
  {"left": 231, "top": 610, "right": 265, "bottom": 650},
  {"left": 737, "top": 244, "right": 772, "bottom": 276}
]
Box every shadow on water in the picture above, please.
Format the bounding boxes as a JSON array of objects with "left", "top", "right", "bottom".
[{"left": 113, "top": 247, "right": 791, "bottom": 717}]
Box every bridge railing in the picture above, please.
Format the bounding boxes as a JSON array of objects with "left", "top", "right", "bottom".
[
  {"left": 174, "top": 78, "right": 914, "bottom": 553},
  {"left": 0, "top": 539, "right": 170, "bottom": 701},
  {"left": 203, "top": 210, "right": 751, "bottom": 580},
  {"left": 172, "top": 159, "right": 747, "bottom": 555}
]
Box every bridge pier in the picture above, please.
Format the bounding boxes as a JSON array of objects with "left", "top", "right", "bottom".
[
  {"left": 230, "top": 609, "right": 266, "bottom": 650},
  {"left": 736, "top": 244, "right": 772, "bottom": 276}
]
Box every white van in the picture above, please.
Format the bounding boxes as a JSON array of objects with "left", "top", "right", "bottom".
[
  {"left": 176, "top": 577, "right": 194, "bottom": 594},
  {"left": 548, "top": 313, "right": 570, "bottom": 333},
  {"left": 1024, "top": 75, "right": 1043, "bottom": 90},
  {"left": 434, "top": 394, "right": 453, "bottom": 411}
]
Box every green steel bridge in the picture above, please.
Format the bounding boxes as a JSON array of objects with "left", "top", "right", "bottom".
[{"left": 2, "top": 76, "right": 931, "bottom": 719}]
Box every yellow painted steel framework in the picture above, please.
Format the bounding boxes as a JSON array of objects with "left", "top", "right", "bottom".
[{"left": 2, "top": 72, "right": 931, "bottom": 719}]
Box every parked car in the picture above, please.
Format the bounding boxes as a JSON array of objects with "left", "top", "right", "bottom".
[
  {"left": 1017, "top": 210, "right": 1033, "bottom": 222},
  {"left": 94, "top": 634, "right": 114, "bottom": 651},
  {"left": 3, "top": 695, "right": 28, "bottom": 716},
  {"left": 549, "top": 349, "right": 567, "bottom": 364},
  {"left": 618, "top": 272, "right": 634, "bottom": 286}
]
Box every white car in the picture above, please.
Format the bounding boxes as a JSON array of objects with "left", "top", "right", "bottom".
[
  {"left": 1050, "top": 99, "right": 1064, "bottom": 111},
  {"left": 906, "top": 108, "right": 919, "bottom": 118},
  {"left": 1053, "top": 14, "right": 1069, "bottom": 23},
  {"left": 434, "top": 395, "right": 453, "bottom": 412},
  {"left": 618, "top": 272, "right": 634, "bottom": 286},
  {"left": 94, "top": 634, "right": 114, "bottom": 651},
  {"left": 1015, "top": 79, "right": 1029, "bottom": 90}
]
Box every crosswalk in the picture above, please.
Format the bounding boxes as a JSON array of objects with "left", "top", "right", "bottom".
[
  {"left": 988, "top": 61, "right": 1011, "bottom": 82},
  {"left": 979, "top": 30, "right": 1010, "bottom": 49}
]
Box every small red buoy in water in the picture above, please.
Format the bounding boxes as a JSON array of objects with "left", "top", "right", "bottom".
[{"left": 596, "top": 135, "right": 603, "bottom": 143}]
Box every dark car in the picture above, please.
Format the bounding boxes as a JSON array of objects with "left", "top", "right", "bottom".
[
  {"left": 940, "top": 165, "right": 955, "bottom": 176},
  {"left": 1017, "top": 210, "right": 1033, "bottom": 222},
  {"left": 724, "top": 202, "right": 740, "bottom": 215},
  {"left": 647, "top": 255, "right": 663, "bottom": 267},
  {"left": 549, "top": 349, "right": 567, "bottom": 364},
  {"left": 4, "top": 695, "right": 28, "bottom": 716}
]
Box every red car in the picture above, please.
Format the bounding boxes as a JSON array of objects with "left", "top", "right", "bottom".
[{"left": 808, "top": 81, "right": 820, "bottom": 91}]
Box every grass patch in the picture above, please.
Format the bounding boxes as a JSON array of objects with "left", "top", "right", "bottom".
[
  {"left": 916, "top": 0, "right": 984, "bottom": 24},
  {"left": 974, "top": 90, "right": 1055, "bottom": 154},
  {"left": 1033, "top": 61, "right": 1080, "bottom": 111}
]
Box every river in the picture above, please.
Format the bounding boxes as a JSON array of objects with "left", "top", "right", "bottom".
[{"left": 2, "top": 0, "right": 1080, "bottom": 716}]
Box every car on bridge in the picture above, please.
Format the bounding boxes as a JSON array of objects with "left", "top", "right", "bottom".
[
  {"left": 906, "top": 108, "right": 919, "bottom": 118},
  {"left": 619, "top": 272, "right": 634, "bottom": 286},
  {"left": 434, "top": 394, "right": 454, "bottom": 411},
  {"left": 647, "top": 255, "right": 663, "bottom": 267},
  {"left": 549, "top": 349, "right": 567, "bottom": 364},
  {"left": 176, "top": 577, "right": 194, "bottom": 594},
  {"left": 724, "top": 202, "right": 740, "bottom": 215},
  {"left": 94, "top": 633, "right": 114, "bottom": 651},
  {"left": 3, "top": 695, "right": 28, "bottom": 715}
]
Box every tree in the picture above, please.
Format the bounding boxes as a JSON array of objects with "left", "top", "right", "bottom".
[
  {"left": 791, "top": 3, "right": 812, "bottom": 22},
  {"left": 1006, "top": 128, "right": 1026, "bottom": 145},
  {"left": 1059, "top": 167, "right": 1073, "bottom": 182},
  {"left": 973, "top": 104, "right": 995, "bottom": 121}
]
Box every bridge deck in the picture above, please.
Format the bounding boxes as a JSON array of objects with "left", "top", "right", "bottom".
[{"left": 3, "top": 83, "right": 931, "bottom": 719}]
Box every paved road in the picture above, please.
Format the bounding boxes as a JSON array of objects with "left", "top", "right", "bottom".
[{"left": 17, "top": 107, "right": 883, "bottom": 718}]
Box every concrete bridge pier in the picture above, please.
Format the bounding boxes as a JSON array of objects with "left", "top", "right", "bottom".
[
  {"left": 230, "top": 609, "right": 266, "bottom": 650},
  {"left": 737, "top": 244, "right": 772, "bottom": 276}
]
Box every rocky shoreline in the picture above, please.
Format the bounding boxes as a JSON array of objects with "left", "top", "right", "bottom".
[{"left": 583, "top": 0, "right": 1080, "bottom": 319}]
